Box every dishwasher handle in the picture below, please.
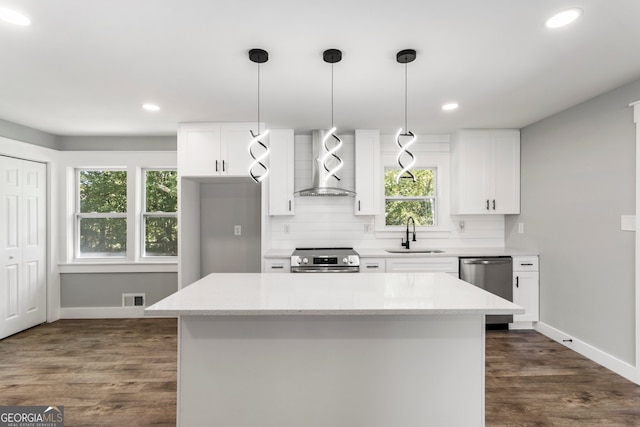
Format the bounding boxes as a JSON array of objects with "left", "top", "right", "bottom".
[{"left": 461, "top": 258, "right": 512, "bottom": 265}]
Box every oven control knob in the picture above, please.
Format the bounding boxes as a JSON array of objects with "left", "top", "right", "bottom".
[
  {"left": 295, "top": 257, "right": 302, "bottom": 264},
  {"left": 302, "top": 258, "right": 309, "bottom": 264},
  {"left": 342, "top": 257, "right": 348, "bottom": 264}
]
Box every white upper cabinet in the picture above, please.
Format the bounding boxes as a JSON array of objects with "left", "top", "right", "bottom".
[
  {"left": 450, "top": 129, "right": 520, "bottom": 214},
  {"left": 178, "top": 123, "right": 256, "bottom": 177},
  {"left": 354, "top": 130, "right": 381, "bottom": 215},
  {"left": 268, "top": 129, "right": 295, "bottom": 216}
]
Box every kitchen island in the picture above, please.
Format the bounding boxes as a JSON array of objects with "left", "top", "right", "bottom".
[{"left": 145, "top": 272, "right": 523, "bottom": 427}]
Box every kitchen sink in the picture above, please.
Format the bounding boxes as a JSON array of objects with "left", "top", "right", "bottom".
[{"left": 385, "top": 249, "right": 445, "bottom": 254}]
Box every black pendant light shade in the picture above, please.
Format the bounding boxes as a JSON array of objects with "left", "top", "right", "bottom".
[
  {"left": 248, "top": 48, "right": 270, "bottom": 183},
  {"left": 395, "top": 48, "right": 417, "bottom": 183}
]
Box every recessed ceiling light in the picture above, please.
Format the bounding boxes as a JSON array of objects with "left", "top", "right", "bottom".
[
  {"left": 545, "top": 8, "right": 582, "bottom": 29},
  {"left": 142, "top": 103, "right": 160, "bottom": 111},
  {"left": 442, "top": 103, "right": 459, "bottom": 111},
  {"left": 0, "top": 7, "right": 31, "bottom": 26}
]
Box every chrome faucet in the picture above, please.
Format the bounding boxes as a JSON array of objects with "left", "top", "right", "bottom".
[{"left": 401, "top": 216, "right": 417, "bottom": 249}]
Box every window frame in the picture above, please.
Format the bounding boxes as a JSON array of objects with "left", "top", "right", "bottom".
[
  {"left": 65, "top": 152, "right": 178, "bottom": 268},
  {"left": 375, "top": 147, "right": 450, "bottom": 235},
  {"left": 74, "top": 168, "right": 128, "bottom": 259},
  {"left": 383, "top": 167, "right": 438, "bottom": 228},
  {"left": 141, "top": 168, "right": 178, "bottom": 259}
]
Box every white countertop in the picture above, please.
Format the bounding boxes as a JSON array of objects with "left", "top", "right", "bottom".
[
  {"left": 264, "top": 247, "right": 538, "bottom": 259},
  {"left": 145, "top": 272, "right": 524, "bottom": 316}
]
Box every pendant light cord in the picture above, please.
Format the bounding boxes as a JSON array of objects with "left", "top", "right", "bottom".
[
  {"left": 257, "top": 62, "right": 261, "bottom": 133},
  {"left": 331, "top": 62, "right": 334, "bottom": 128},
  {"left": 404, "top": 62, "right": 408, "bottom": 133}
]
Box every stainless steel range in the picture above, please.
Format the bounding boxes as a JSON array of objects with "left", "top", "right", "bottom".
[{"left": 290, "top": 248, "right": 360, "bottom": 273}]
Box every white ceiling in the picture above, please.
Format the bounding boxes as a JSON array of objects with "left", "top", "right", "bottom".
[{"left": 1, "top": 0, "right": 640, "bottom": 136}]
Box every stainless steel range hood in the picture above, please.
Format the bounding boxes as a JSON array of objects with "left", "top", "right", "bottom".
[{"left": 294, "top": 129, "right": 356, "bottom": 197}]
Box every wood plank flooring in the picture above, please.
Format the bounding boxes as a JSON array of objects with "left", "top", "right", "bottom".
[
  {"left": 1, "top": 319, "right": 639, "bottom": 426},
  {"left": 0, "top": 319, "right": 177, "bottom": 426}
]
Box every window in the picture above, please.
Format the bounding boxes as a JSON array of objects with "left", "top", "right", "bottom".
[
  {"left": 76, "top": 169, "right": 127, "bottom": 258},
  {"left": 143, "top": 169, "right": 178, "bottom": 257},
  {"left": 384, "top": 168, "right": 437, "bottom": 226}
]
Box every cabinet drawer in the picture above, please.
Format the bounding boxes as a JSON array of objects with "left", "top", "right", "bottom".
[
  {"left": 386, "top": 257, "right": 458, "bottom": 274},
  {"left": 512, "top": 256, "right": 538, "bottom": 272},
  {"left": 360, "top": 258, "right": 386, "bottom": 273},
  {"left": 264, "top": 259, "right": 291, "bottom": 273}
]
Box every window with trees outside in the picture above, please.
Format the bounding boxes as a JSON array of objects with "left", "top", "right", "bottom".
[
  {"left": 143, "top": 169, "right": 178, "bottom": 257},
  {"left": 75, "top": 168, "right": 178, "bottom": 260},
  {"left": 76, "top": 169, "right": 128, "bottom": 257},
  {"left": 384, "top": 168, "right": 437, "bottom": 227}
]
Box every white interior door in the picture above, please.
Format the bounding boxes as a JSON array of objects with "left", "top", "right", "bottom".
[{"left": 1, "top": 156, "right": 47, "bottom": 339}]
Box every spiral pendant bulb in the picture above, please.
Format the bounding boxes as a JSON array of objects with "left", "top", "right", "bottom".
[
  {"left": 395, "top": 128, "right": 416, "bottom": 183},
  {"left": 321, "top": 126, "right": 343, "bottom": 182},
  {"left": 249, "top": 129, "right": 270, "bottom": 183}
]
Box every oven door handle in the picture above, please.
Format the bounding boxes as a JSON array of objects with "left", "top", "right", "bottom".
[{"left": 291, "top": 268, "right": 360, "bottom": 273}]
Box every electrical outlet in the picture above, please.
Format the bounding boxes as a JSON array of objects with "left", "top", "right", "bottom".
[
  {"left": 284, "top": 224, "right": 290, "bottom": 234},
  {"left": 234, "top": 225, "right": 241, "bottom": 236},
  {"left": 458, "top": 221, "right": 465, "bottom": 232},
  {"left": 518, "top": 222, "right": 524, "bottom": 234},
  {"left": 364, "top": 224, "right": 373, "bottom": 234}
]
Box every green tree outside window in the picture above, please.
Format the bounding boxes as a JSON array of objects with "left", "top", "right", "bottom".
[
  {"left": 143, "top": 170, "right": 178, "bottom": 257},
  {"left": 78, "top": 170, "right": 127, "bottom": 257},
  {"left": 384, "top": 169, "right": 437, "bottom": 226}
]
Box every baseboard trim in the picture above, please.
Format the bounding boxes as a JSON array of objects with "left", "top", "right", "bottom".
[
  {"left": 60, "top": 307, "right": 147, "bottom": 319},
  {"left": 536, "top": 322, "right": 639, "bottom": 385}
]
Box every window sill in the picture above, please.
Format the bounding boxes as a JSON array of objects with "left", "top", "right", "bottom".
[{"left": 59, "top": 262, "right": 178, "bottom": 274}]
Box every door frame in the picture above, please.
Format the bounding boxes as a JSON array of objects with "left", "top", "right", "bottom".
[{"left": 0, "top": 137, "right": 60, "bottom": 324}]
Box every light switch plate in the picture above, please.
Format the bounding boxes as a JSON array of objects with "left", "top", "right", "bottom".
[
  {"left": 621, "top": 215, "right": 635, "bottom": 231},
  {"left": 234, "top": 225, "right": 242, "bottom": 236}
]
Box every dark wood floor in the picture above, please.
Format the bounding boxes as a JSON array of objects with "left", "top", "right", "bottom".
[{"left": 1, "top": 319, "right": 639, "bottom": 426}]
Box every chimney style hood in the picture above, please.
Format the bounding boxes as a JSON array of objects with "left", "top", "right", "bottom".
[{"left": 295, "top": 130, "right": 356, "bottom": 197}]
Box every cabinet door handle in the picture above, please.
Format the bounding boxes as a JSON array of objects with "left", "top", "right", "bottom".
[
  {"left": 520, "top": 263, "right": 534, "bottom": 266},
  {"left": 271, "top": 265, "right": 284, "bottom": 269},
  {"left": 288, "top": 200, "right": 292, "bottom": 211},
  {"left": 222, "top": 160, "right": 226, "bottom": 172},
  {"left": 486, "top": 200, "right": 490, "bottom": 210},
  {"left": 492, "top": 199, "right": 496, "bottom": 210},
  {"left": 515, "top": 276, "right": 519, "bottom": 288},
  {"left": 358, "top": 200, "right": 361, "bottom": 211},
  {"left": 215, "top": 160, "right": 219, "bottom": 172}
]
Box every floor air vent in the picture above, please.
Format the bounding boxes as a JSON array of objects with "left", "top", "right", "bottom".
[{"left": 122, "top": 293, "right": 145, "bottom": 307}]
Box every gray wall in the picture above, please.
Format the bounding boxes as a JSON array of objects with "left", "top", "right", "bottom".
[
  {"left": 60, "top": 273, "right": 178, "bottom": 307},
  {"left": 0, "top": 118, "right": 60, "bottom": 149},
  {"left": 58, "top": 135, "right": 176, "bottom": 151},
  {"left": 200, "top": 181, "right": 262, "bottom": 274},
  {"left": 506, "top": 77, "right": 639, "bottom": 364},
  {"left": 0, "top": 116, "right": 177, "bottom": 151}
]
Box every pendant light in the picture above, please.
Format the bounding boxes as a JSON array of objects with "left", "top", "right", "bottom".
[
  {"left": 248, "top": 48, "right": 270, "bottom": 183},
  {"left": 395, "top": 49, "right": 417, "bottom": 183},
  {"left": 321, "top": 48, "right": 344, "bottom": 184}
]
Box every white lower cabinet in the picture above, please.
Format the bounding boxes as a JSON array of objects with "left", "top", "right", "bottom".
[
  {"left": 511, "top": 256, "right": 539, "bottom": 328},
  {"left": 386, "top": 257, "right": 459, "bottom": 276},
  {"left": 264, "top": 259, "right": 291, "bottom": 273},
  {"left": 360, "top": 258, "right": 386, "bottom": 273}
]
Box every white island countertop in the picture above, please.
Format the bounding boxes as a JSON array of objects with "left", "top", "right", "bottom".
[{"left": 145, "top": 272, "right": 524, "bottom": 317}]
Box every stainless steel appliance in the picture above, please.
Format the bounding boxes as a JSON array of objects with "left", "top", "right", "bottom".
[
  {"left": 459, "top": 257, "right": 513, "bottom": 325},
  {"left": 290, "top": 248, "right": 360, "bottom": 273}
]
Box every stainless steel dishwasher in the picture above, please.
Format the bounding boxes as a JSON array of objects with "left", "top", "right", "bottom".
[{"left": 459, "top": 257, "right": 513, "bottom": 325}]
